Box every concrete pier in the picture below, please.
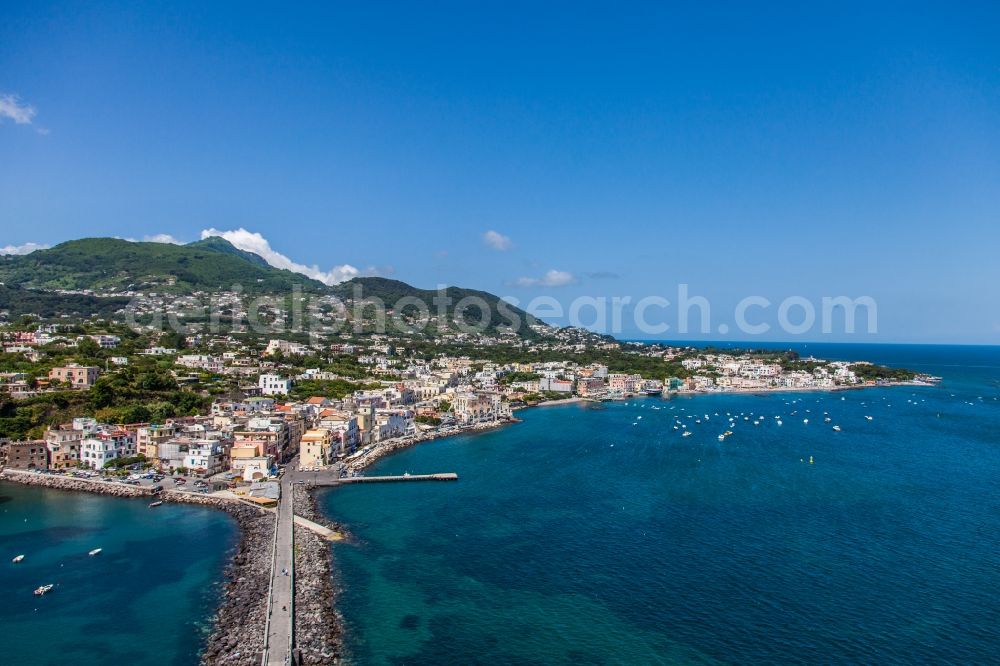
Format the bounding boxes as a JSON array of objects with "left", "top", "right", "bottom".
[
  {"left": 301, "top": 472, "right": 458, "bottom": 487},
  {"left": 262, "top": 469, "right": 295, "bottom": 665}
]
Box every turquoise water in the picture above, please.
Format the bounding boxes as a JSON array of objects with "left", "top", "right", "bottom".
[
  {"left": 0, "top": 484, "right": 237, "bottom": 665},
  {"left": 321, "top": 344, "right": 1000, "bottom": 664}
]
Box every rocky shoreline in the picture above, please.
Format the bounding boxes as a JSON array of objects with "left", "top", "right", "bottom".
[
  {"left": 198, "top": 501, "right": 275, "bottom": 666},
  {"left": 348, "top": 416, "right": 519, "bottom": 473},
  {"left": 292, "top": 486, "right": 345, "bottom": 664},
  {"left": 0, "top": 468, "right": 155, "bottom": 496}
]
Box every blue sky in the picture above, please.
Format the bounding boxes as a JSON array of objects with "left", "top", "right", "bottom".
[{"left": 1, "top": 2, "right": 998, "bottom": 343}]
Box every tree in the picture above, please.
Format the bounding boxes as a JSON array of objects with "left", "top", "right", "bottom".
[
  {"left": 76, "top": 337, "right": 101, "bottom": 358},
  {"left": 119, "top": 404, "right": 151, "bottom": 424},
  {"left": 160, "top": 330, "right": 186, "bottom": 350},
  {"left": 138, "top": 370, "right": 177, "bottom": 391},
  {"left": 149, "top": 401, "right": 177, "bottom": 422},
  {"left": 90, "top": 378, "right": 116, "bottom": 409}
]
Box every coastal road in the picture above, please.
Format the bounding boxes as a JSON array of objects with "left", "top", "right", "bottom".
[{"left": 264, "top": 462, "right": 295, "bottom": 665}]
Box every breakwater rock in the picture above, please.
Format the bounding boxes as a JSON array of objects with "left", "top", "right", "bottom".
[
  {"left": 199, "top": 501, "right": 276, "bottom": 666},
  {"left": 293, "top": 487, "right": 344, "bottom": 664},
  {"left": 0, "top": 469, "right": 154, "bottom": 497},
  {"left": 349, "top": 417, "right": 517, "bottom": 473}
]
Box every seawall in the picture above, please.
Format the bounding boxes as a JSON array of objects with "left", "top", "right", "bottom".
[
  {"left": 292, "top": 486, "right": 344, "bottom": 664},
  {"left": 0, "top": 469, "right": 154, "bottom": 497}
]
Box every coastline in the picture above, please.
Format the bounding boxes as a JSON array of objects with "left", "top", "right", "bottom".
[
  {"left": 344, "top": 417, "right": 519, "bottom": 474},
  {"left": 670, "top": 379, "right": 936, "bottom": 397},
  {"left": 0, "top": 378, "right": 935, "bottom": 664},
  {"left": 0, "top": 469, "right": 275, "bottom": 666},
  {"left": 345, "top": 380, "right": 928, "bottom": 474}
]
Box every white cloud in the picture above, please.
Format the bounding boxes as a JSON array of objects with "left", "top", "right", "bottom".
[
  {"left": 0, "top": 94, "right": 37, "bottom": 125},
  {"left": 143, "top": 234, "right": 184, "bottom": 244},
  {"left": 483, "top": 230, "right": 513, "bottom": 251},
  {"left": 200, "top": 227, "right": 367, "bottom": 285},
  {"left": 118, "top": 234, "right": 184, "bottom": 244},
  {"left": 0, "top": 242, "right": 49, "bottom": 255},
  {"left": 514, "top": 269, "right": 576, "bottom": 288}
]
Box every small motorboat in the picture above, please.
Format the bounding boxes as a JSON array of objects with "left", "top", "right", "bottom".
[
  {"left": 12, "top": 555, "right": 25, "bottom": 563},
  {"left": 832, "top": 425, "right": 842, "bottom": 432},
  {"left": 34, "top": 584, "right": 54, "bottom": 596},
  {"left": 865, "top": 416, "right": 873, "bottom": 421},
  {"left": 88, "top": 548, "right": 102, "bottom": 556},
  {"left": 682, "top": 431, "right": 693, "bottom": 437},
  {"left": 148, "top": 501, "right": 163, "bottom": 508}
]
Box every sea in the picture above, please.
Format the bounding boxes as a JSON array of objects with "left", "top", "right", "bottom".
[
  {"left": 0, "top": 485, "right": 237, "bottom": 665},
  {"left": 2, "top": 343, "right": 999, "bottom": 665},
  {"left": 319, "top": 343, "right": 1000, "bottom": 664}
]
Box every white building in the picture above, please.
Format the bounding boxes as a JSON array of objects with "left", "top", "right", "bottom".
[
  {"left": 258, "top": 373, "right": 291, "bottom": 396},
  {"left": 264, "top": 339, "right": 310, "bottom": 357},
  {"left": 89, "top": 334, "right": 121, "bottom": 348},
  {"left": 184, "top": 441, "right": 226, "bottom": 475},
  {"left": 80, "top": 438, "right": 118, "bottom": 469}
]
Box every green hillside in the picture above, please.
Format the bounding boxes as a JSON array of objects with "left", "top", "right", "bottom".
[
  {"left": 332, "top": 277, "right": 541, "bottom": 336},
  {"left": 186, "top": 236, "right": 271, "bottom": 267},
  {"left": 0, "top": 284, "right": 130, "bottom": 320},
  {"left": 0, "top": 237, "right": 326, "bottom": 294},
  {"left": 0, "top": 238, "right": 545, "bottom": 337}
]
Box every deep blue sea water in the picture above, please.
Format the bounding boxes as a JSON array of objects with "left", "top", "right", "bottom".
[
  {"left": 320, "top": 344, "right": 1000, "bottom": 664},
  {"left": 0, "top": 485, "right": 237, "bottom": 665}
]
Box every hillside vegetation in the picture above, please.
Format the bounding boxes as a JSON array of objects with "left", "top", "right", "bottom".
[
  {"left": 0, "top": 237, "right": 545, "bottom": 338},
  {"left": 0, "top": 237, "right": 327, "bottom": 294}
]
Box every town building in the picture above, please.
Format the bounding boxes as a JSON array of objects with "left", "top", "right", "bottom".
[
  {"left": 258, "top": 373, "right": 291, "bottom": 396},
  {"left": 300, "top": 428, "right": 333, "bottom": 468},
  {"left": 136, "top": 424, "right": 177, "bottom": 459},
  {"left": 6, "top": 440, "right": 48, "bottom": 470},
  {"left": 184, "top": 440, "right": 226, "bottom": 475},
  {"left": 48, "top": 364, "right": 99, "bottom": 388}
]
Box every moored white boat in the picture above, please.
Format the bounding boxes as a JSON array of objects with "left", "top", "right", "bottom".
[
  {"left": 88, "top": 548, "right": 102, "bottom": 556},
  {"left": 148, "top": 501, "right": 163, "bottom": 508},
  {"left": 34, "top": 584, "right": 54, "bottom": 596},
  {"left": 12, "top": 554, "right": 25, "bottom": 563}
]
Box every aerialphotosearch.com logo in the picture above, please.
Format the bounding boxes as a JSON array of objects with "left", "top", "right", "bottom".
[
  {"left": 129, "top": 283, "right": 878, "bottom": 338},
  {"left": 518, "top": 285, "right": 879, "bottom": 337}
]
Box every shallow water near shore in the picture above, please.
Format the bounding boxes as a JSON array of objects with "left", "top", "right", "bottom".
[
  {"left": 0, "top": 483, "right": 237, "bottom": 665},
  {"left": 321, "top": 344, "right": 1000, "bottom": 664}
]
